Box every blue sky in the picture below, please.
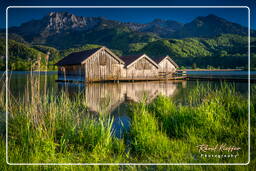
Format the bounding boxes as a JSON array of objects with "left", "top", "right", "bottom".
[
  {"left": 0, "top": 0, "right": 255, "bottom": 29},
  {"left": 6, "top": 8, "right": 249, "bottom": 28}
]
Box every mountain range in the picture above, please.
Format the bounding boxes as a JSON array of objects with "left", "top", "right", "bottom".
[
  {"left": 0, "top": 11, "right": 255, "bottom": 70},
  {"left": 4, "top": 12, "right": 253, "bottom": 49}
]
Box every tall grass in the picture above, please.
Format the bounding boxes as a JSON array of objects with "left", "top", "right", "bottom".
[
  {"left": 146, "top": 82, "right": 248, "bottom": 163},
  {"left": 0, "top": 72, "right": 254, "bottom": 170},
  {"left": 1, "top": 72, "right": 125, "bottom": 164},
  {"left": 128, "top": 102, "right": 173, "bottom": 162},
  {"left": 8, "top": 96, "right": 125, "bottom": 163}
]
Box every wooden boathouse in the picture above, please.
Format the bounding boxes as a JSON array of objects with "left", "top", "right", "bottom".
[
  {"left": 55, "top": 46, "right": 181, "bottom": 82},
  {"left": 56, "top": 47, "right": 125, "bottom": 82},
  {"left": 120, "top": 54, "right": 159, "bottom": 79}
]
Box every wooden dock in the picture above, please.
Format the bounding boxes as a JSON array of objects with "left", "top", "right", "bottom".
[
  {"left": 177, "top": 69, "right": 244, "bottom": 72},
  {"left": 56, "top": 76, "right": 187, "bottom": 83}
]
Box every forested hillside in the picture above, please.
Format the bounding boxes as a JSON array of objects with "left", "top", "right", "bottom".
[
  {"left": 0, "top": 33, "right": 254, "bottom": 70},
  {"left": 0, "top": 12, "right": 255, "bottom": 70}
]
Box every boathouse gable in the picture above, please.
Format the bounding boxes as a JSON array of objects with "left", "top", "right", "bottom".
[
  {"left": 156, "top": 55, "right": 178, "bottom": 76},
  {"left": 83, "top": 47, "right": 124, "bottom": 81},
  {"left": 120, "top": 54, "right": 159, "bottom": 79}
]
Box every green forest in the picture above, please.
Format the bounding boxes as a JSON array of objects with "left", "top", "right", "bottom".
[{"left": 0, "top": 34, "right": 255, "bottom": 71}]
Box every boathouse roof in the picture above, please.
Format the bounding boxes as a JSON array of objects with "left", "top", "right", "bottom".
[
  {"left": 55, "top": 46, "right": 124, "bottom": 66},
  {"left": 120, "top": 54, "right": 143, "bottom": 66},
  {"left": 55, "top": 47, "right": 178, "bottom": 69},
  {"left": 120, "top": 54, "right": 159, "bottom": 68},
  {"left": 56, "top": 47, "right": 101, "bottom": 66}
]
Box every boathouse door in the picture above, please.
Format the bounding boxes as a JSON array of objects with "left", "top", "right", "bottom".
[{"left": 100, "top": 65, "right": 106, "bottom": 80}]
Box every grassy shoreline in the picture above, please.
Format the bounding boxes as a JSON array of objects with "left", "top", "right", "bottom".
[{"left": 0, "top": 74, "right": 255, "bottom": 170}]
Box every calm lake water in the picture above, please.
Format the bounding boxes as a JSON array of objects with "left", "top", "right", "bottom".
[
  {"left": 187, "top": 70, "right": 256, "bottom": 80},
  {"left": 0, "top": 71, "right": 254, "bottom": 137}
]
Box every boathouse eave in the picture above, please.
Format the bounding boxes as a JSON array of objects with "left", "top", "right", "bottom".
[{"left": 55, "top": 47, "right": 101, "bottom": 66}]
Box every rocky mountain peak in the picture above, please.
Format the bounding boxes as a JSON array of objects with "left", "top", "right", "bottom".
[{"left": 44, "top": 12, "right": 89, "bottom": 33}]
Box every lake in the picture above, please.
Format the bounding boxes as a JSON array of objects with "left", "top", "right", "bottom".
[
  {"left": 0, "top": 71, "right": 254, "bottom": 137},
  {"left": 187, "top": 70, "right": 256, "bottom": 81}
]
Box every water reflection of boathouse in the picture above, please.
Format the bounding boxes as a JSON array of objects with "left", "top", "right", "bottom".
[{"left": 58, "top": 81, "right": 182, "bottom": 113}]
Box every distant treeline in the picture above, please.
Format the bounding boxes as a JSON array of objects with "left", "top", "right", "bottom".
[{"left": 175, "top": 56, "right": 249, "bottom": 69}]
